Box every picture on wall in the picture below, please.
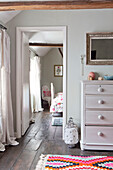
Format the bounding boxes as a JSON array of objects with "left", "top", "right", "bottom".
[{"left": 54, "top": 65, "right": 63, "bottom": 77}]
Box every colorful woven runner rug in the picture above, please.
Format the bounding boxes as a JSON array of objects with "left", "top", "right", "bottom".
[{"left": 36, "top": 155, "right": 113, "bottom": 170}]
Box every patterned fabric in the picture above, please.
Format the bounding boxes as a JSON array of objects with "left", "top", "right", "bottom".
[
  {"left": 50, "top": 92, "right": 63, "bottom": 112},
  {"left": 43, "top": 91, "right": 51, "bottom": 97},
  {"left": 44, "top": 155, "right": 113, "bottom": 170}
]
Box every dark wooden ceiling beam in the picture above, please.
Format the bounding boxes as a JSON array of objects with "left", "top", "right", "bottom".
[
  {"left": 1, "top": 1, "right": 113, "bottom": 11},
  {"left": 29, "top": 42, "right": 63, "bottom": 47},
  {"left": 58, "top": 48, "right": 63, "bottom": 58}
]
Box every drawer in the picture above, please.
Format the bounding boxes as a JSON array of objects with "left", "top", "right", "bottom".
[
  {"left": 86, "top": 96, "right": 113, "bottom": 109},
  {"left": 85, "top": 85, "right": 113, "bottom": 94},
  {"left": 86, "top": 126, "right": 113, "bottom": 144},
  {"left": 86, "top": 111, "right": 113, "bottom": 125}
]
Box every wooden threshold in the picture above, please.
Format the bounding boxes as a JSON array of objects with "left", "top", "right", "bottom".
[
  {"left": 29, "top": 42, "right": 63, "bottom": 47},
  {"left": 1, "top": 1, "right": 113, "bottom": 11}
]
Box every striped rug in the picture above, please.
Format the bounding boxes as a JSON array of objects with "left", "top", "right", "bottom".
[{"left": 36, "top": 154, "right": 113, "bottom": 170}]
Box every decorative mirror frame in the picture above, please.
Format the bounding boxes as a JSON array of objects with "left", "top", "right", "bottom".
[{"left": 86, "top": 32, "right": 113, "bottom": 65}]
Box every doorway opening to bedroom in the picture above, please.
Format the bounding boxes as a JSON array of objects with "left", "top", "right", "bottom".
[
  {"left": 16, "top": 27, "right": 67, "bottom": 139},
  {"left": 29, "top": 31, "right": 63, "bottom": 127}
]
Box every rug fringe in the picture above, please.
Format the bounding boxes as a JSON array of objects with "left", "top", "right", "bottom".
[{"left": 35, "top": 154, "right": 48, "bottom": 170}]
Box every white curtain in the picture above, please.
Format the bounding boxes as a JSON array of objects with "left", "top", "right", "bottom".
[
  {"left": 30, "top": 56, "right": 43, "bottom": 113},
  {"left": 0, "top": 30, "right": 19, "bottom": 152}
]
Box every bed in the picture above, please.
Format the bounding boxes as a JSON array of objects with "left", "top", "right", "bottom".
[
  {"left": 50, "top": 83, "right": 63, "bottom": 125},
  {"left": 50, "top": 92, "right": 63, "bottom": 113},
  {"left": 50, "top": 83, "right": 63, "bottom": 113}
]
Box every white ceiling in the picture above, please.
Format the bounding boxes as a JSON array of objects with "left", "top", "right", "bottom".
[
  {"left": 0, "top": 11, "right": 21, "bottom": 24},
  {"left": 29, "top": 31, "right": 63, "bottom": 44},
  {"left": 29, "top": 31, "right": 63, "bottom": 56}
]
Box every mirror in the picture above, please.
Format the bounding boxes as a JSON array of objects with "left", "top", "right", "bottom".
[{"left": 86, "top": 32, "right": 113, "bottom": 65}]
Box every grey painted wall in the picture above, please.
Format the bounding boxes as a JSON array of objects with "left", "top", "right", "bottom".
[
  {"left": 6, "top": 9, "right": 113, "bottom": 127},
  {"left": 40, "top": 48, "right": 63, "bottom": 93}
]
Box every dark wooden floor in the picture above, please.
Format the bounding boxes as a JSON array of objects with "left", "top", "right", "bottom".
[{"left": 0, "top": 110, "right": 113, "bottom": 170}]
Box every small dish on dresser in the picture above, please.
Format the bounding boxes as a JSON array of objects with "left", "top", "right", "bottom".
[{"left": 104, "top": 75, "right": 113, "bottom": 80}]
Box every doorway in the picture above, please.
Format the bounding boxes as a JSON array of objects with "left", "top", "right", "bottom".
[{"left": 16, "top": 26, "right": 67, "bottom": 139}]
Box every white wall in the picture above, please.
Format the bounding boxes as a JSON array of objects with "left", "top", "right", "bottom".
[
  {"left": 40, "top": 48, "right": 63, "bottom": 93},
  {"left": 6, "top": 9, "right": 113, "bottom": 127}
]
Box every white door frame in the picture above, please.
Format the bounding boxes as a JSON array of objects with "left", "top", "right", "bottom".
[{"left": 16, "top": 26, "right": 67, "bottom": 138}]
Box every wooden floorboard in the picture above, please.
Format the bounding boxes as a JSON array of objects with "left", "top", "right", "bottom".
[
  {"left": 0, "top": 110, "right": 113, "bottom": 170},
  {"left": 12, "top": 150, "right": 36, "bottom": 170},
  {"left": 0, "top": 137, "right": 31, "bottom": 170}
]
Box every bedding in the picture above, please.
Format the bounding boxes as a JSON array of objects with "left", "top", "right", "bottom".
[{"left": 50, "top": 92, "right": 63, "bottom": 112}]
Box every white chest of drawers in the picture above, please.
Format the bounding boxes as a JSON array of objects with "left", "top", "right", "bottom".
[{"left": 81, "top": 80, "right": 113, "bottom": 150}]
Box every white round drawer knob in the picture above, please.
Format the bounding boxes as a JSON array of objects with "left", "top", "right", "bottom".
[
  {"left": 98, "top": 115, "right": 104, "bottom": 119},
  {"left": 98, "top": 87, "right": 103, "bottom": 92},
  {"left": 98, "top": 132, "right": 103, "bottom": 136},
  {"left": 98, "top": 100, "right": 104, "bottom": 104}
]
